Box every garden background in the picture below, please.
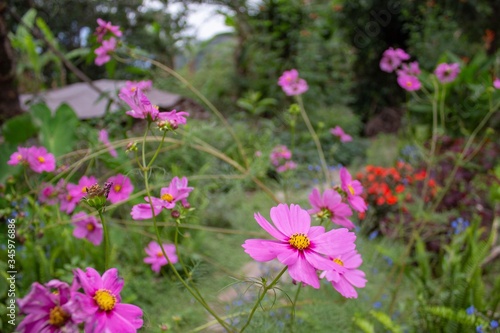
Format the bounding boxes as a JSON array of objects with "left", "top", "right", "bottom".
[{"left": 1, "top": 0, "right": 500, "bottom": 332}]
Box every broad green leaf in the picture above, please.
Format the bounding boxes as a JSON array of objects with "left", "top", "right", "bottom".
[
  {"left": 65, "top": 48, "right": 90, "bottom": 60},
  {"left": 36, "top": 17, "right": 57, "bottom": 45},
  {"left": 2, "top": 113, "right": 37, "bottom": 144}
]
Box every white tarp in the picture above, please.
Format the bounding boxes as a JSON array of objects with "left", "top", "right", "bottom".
[{"left": 19, "top": 79, "right": 183, "bottom": 119}]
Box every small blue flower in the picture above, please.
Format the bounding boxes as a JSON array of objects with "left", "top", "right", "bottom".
[
  {"left": 491, "top": 320, "right": 499, "bottom": 329},
  {"left": 476, "top": 325, "right": 484, "bottom": 333},
  {"left": 369, "top": 230, "right": 379, "bottom": 240},
  {"left": 373, "top": 301, "right": 382, "bottom": 309},
  {"left": 307, "top": 165, "right": 314, "bottom": 171},
  {"left": 383, "top": 256, "right": 393, "bottom": 266},
  {"left": 466, "top": 305, "right": 475, "bottom": 315},
  {"left": 451, "top": 217, "right": 470, "bottom": 234}
]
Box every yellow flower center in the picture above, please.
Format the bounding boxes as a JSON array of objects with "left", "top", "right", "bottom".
[
  {"left": 66, "top": 194, "right": 73, "bottom": 201},
  {"left": 130, "top": 87, "right": 137, "bottom": 92},
  {"left": 288, "top": 233, "right": 310, "bottom": 251},
  {"left": 406, "top": 81, "right": 412, "bottom": 87},
  {"left": 81, "top": 186, "right": 88, "bottom": 193},
  {"left": 38, "top": 156, "right": 45, "bottom": 163},
  {"left": 87, "top": 223, "right": 95, "bottom": 231},
  {"left": 114, "top": 184, "right": 122, "bottom": 192},
  {"left": 347, "top": 185, "right": 355, "bottom": 195},
  {"left": 16, "top": 154, "right": 22, "bottom": 160},
  {"left": 48, "top": 305, "right": 70, "bottom": 327},
  {"left": 93, "top": 289, "right": 116, "bottom": 311},
  {"left": 333, "top": 258, "right": 344, "bottom": 266},
  {"left": 161, "top": 193, "right": 174, "bottom": 202},
  {"left": 156, "top": 251, "right": 164, "bottom": 258}
]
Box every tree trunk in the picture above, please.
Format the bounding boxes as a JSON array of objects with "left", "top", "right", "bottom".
[{"left": 0, "top": 1, "right": 23, "bottom": 124}]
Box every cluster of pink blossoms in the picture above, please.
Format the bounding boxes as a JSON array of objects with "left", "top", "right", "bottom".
[
  {"left": 278, "top": 69, "right": 309, "bottom": 96},
  {"left": 243, "top": 167, "right": 367, "bottom": 298},
  {"left": 270, "top": 145, "right": 297, "bottom": 173},
  {"left": 17, "top": 268, "right": 143, "bottom": 333},
  {"left": 131, "top": 176, "right": 193, "bottom": 220},
  {"left": 94, "top": 19, "right": 121, "bottom": 66},
  {"left": 330, "top": 126, "right": 352, "bottom": 143},
  {"left": 144, "top": 241, "right": 178, "bottom": 273},
  {"left": 8, "top": 146, "right": 56, "bottom": 173},
  {"left": 39, "top": 174, "right": 133, "bottom": 215},
  {"left": 119, "top": 85, "right": 189, "bottom": 129},
  {"left": 380, "top": 47, "right": 461, "bottom": 91}
]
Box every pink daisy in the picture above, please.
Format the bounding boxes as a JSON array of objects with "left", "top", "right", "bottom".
[
  {"left": 339, "top": 167, "right": 367, "bottom": 213},
  {"left": 143, "top": 241, "right": 178, "bottom": 273},
  {"left": 72, "top": 212, "right": 103, "bottom": 246},
  {"left": 94, "top": 37, "right": 117, "bottom": 66},
  {"left": 330, "top": 126, "right": 353, "bottom": 143},
  {"left": 95, "top": 18, "right": 122, "bottom": 43},
  {"left": 308, "top": 188, "right": 354, "bottom": 229},
  {"left": 119, "top": 80, "right": 153, "bottom": 97},
  {"left": 493, "top": 78, "right": 500, "bottom": 89},
  {"left": 242, "top": 203, "right": 357, "bottom": 289},
  {"left": 106, "top": 174, "right": 134, "bottom": 204},
  {"left": 397, "top": 74, "right": 422, "bottom": 91},
  {"left": 398, "top": 61, "right": 421, "bottom": 76},
  {"left": 71, "top": 268, "right": 143, "bottom": 332},
  {"left": 7, "top": 147, "right": 31, "bottom": 166},
  {"left": 39, "top": 180, "right": 64, "bottom": 205},
  {"left": 131, "top": 176, "right": 193, "bottom": 220},
  {"left": 434, "top": 63, "right": 460, "bottom": 83},
  {"left": 379, "top": 47, "right": 410, "bottom": 73},
  {"left": 59, "top": 189, "right": 79, "bottom": 214},
  {"left": 276, "top": 160, "right": 297, "bottom": 173},
  {"left": 119, "top": 89, "right": 160, "bottom": 121},
  {"left": 320, "top": 250, "right": 367, "bottom": 298},
  {"left": 17, "top": 279, "right": 80, "bottom": 332},
  {"left": 278, "top": 69, "right": 309, "bottom": 96},
  {"left": 27, "top": 146, "right": 56, "bottom": 173}
]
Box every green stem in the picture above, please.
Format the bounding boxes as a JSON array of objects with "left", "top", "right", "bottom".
[
  {"left": 240, "top": 267, "right": 288, "bottom": 332},
  {"left": 140, "top": 127, "right": 234, "bottom": 332},
  {"left": 98, "top": 210, "right": 110, "bottom": 270},
  {"left": 147, "top": 130, "right": 168, "bottom": 168},
  {"left": 420, "top": 78, "right": 440, "bottom": 203},
  {"left": 289, "top": 284, "right": 302, "bottom": 330},
  {"left": 296, "top": 95, "right": 330, "bottom": 186}
]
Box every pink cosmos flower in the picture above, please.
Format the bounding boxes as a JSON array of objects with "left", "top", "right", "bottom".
[
  {"left": 143, "top": 241, "right": 178, "bottom": 273},
  {"left": 68, "top": 176, "right": 98, "bottom": 202},
  {"left": 320, "top": 250, "right": 367, "bottom": 298},
  {"left": 379, "top": 47, "right": 410, "bottom": 72},
  {"left": 72, "top": 212, "right": 103, "bottom": 246},
  {"left": 98, "top": 129, "right": 118, "bottom": 157},
  {"left": 434, "top": 63, "right": 460, "bottom": 83},
  {"left": 95, "top": 18, "right": 122, "bottom": 43},
  {"left": 119, "top": 80, "right": 153, "bottom": 97},
  {"left": 71, "top": 268, "right": 143, "bottom": 332},
  {"left": 330, "top": 126, "right": 353, "bottom": 143},
  {"left": 94, "top": 37, "right": 117, "bottom": 66},
  {"left": 242, "top": 203, "right": 357, "bottom": 289},
  {"left": 397, "top": 74, "right": 422, "bottom": 91},
  {"left": 27, "top": 146, "right": 57, "bottom": 173},
  {"left": 156, "top": 109, "right": 190, "bottom": 130},
  {"left": 308, "top": 188, "right": 354, "bottom": 229},
  {"left": 131, "top": 176, "right": 193, "bottom": 220},
  {"left": 276, "top": 160, "right": 297, "bottom": 173},
  {"left": 17, "top": 279, "right": 80, "bottom": 332},
  {"left": 398, "top": 61, "right": 421, "bottom": 76},
  {"left": 339, "top": 167, "right": 367, "bottom": 213},
  {"left": 39, "top": 180, "right": 65, "bottom": 205},
  {"left": 59, "top": 183, "right": 80, "bottom": 214},
  {"left": 7, "top": 147, "right": 31, "bottom": 166},
  {"left": 493, "top": 78, "right": 500, "bottom": 89},
  {"left": 278, "top": 69, "right": 309, "bottom": 96},
  {"left": 270, "top": 145, "right": 292, "bottom": 166},
  {"left": 106, "top": 174, "right": 134, "bottom": 204}
]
